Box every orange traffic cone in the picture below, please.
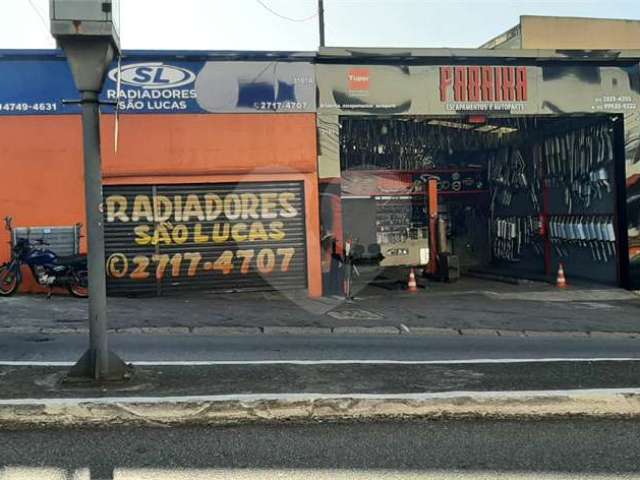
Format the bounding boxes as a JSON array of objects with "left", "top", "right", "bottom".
[
  {"left": 556, "top": 263, "right": 567, "bottom": 288},
  {"left": 407, "top": 268, "right": 418, "bottom": 292}
]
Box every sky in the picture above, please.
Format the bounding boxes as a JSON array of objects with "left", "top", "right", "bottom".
[{"left": 3, "top": 0, "right": 640, "bottom": 51}]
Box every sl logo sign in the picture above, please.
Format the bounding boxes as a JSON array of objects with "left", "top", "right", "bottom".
[{"left": 108, "top": 62, "right": 196, "bottom": 89}]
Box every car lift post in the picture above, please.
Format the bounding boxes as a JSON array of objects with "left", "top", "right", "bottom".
[{"left": 425, "top": 176, "right": 439, "bottom": 276}]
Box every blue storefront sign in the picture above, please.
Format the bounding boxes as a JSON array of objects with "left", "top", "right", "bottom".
[
  {"left": 103, "top": 60, "right": 201, "bottom": 113},
  {"left": 0, "top": 51, "right": 316, "bottom": 115}
]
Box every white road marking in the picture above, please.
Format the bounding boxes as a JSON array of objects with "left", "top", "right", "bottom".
[
  {"left": 111, "top": 468, "right": 640, "bottom": 480},
  {"left": 0, "top": 357, "right": 639, "bottom": 367},
  {"left": 1, "top": 388, "right": 640, "bottom": 406},
  {"left": 3, "top": 467, "right": 635, "bottom": 480},
  {"left": 0, "top": 467, "right": 89, "bottom": 480}
]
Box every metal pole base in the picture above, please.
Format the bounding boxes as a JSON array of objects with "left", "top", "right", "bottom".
[{"left": 64, "top": 349, "right": 131, "bottom": 383}]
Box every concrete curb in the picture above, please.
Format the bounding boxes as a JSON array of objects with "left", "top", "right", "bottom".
[
  {"left": 2, "top": 325, "right": 640, "bottom": 338},
  {"left": 2, "top": 389, "right": 640, "bottom": 427},
  {"left": 332, "top": 326, "right": 401, "bottom": 335},
  {"left": 261, "top": 326, "right": 333, "bottom": 336}
]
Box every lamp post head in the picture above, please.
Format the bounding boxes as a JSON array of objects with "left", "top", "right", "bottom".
[{"left": 49, "top": 0, "right": 120, "bottom": 93}]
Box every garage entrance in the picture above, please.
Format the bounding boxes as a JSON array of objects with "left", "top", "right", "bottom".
[
  {"left": 103, "top": 181, "right": 308, "bottom": 296},
  {"left": 339, "top": 114, "right": 628, "bottom": 292}
]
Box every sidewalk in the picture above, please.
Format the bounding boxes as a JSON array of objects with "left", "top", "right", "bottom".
[{"left": 1, "top": 277, "right": 640, "bottom": 336}]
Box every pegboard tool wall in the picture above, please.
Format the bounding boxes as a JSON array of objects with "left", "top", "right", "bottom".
[{"left": 489, "top": 115, "right": 622, "bottom": 285}]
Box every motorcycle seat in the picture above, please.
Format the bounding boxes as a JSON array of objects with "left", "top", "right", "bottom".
[{"left": 55, "top": 255, "right": 87, "bottom": 267}]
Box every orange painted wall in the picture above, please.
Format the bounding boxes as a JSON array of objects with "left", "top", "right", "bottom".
[
  {"left": 101, "top": 113, "right": 317, "bottom": 177},
  {"left": 0, "top": 113, "right": 321, "bottom": 296},
  {"left": 0, "top": 116, "right": 85, "bottom": 292}
]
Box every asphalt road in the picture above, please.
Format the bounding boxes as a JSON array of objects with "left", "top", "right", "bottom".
[
  {"left": 1, "top": 333, "right": 640, "bottom": 363},
  {"left": 2, "top": 420, "right": 640, "bottom": 479}
]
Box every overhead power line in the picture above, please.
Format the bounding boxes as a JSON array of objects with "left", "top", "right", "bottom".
[
  {"left": 255, "top": 0, "right": 318, "bottom": 22},
  {"left": 27, "top": 0, "right": 51, "bottom": 36}
]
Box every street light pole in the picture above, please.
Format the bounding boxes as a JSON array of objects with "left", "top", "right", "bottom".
[
  {"left": 80, "top": 89, "right": 110, "bottom": 378},
  {"left": 319, "top": 0, "right": 325, "bottom": 47},
  {"left": 50, "top": 1, "right": 127, "bottom": 382},
  {"left": 62, "top": 39, "right": 127, "bottom": 382}
]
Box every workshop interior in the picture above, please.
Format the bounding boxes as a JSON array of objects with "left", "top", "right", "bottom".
[{"left": 339, "top": 114, "right": 627, "bottom": 289}]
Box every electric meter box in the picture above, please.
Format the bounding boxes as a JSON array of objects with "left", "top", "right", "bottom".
[{"left": 49, "top": 0, "right": 120, "bottom": 48}]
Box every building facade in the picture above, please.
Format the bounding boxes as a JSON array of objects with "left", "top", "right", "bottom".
[
  {"left": 2, "top": 47, "right": 640, "bottom": 295},
  {"left": 0, "top": 50, "right": 322, "bottom": 297},
  {"left": 316, "top": 47, "right": 640, "bottom": 291},
  {"left": 481, "top": 16, "right": 640, "bottom": 50}
]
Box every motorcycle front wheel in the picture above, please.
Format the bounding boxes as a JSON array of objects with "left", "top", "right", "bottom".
[
  {"left": 68, "top": 269, "right": 89, "bottom": 298},
  {"left": 0, "top": 265, "right": 19, "bottom": 296}
]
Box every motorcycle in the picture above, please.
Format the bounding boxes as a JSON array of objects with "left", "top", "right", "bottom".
[{"left": 0, "top": 216, "right": 88, "bottom": 298}]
